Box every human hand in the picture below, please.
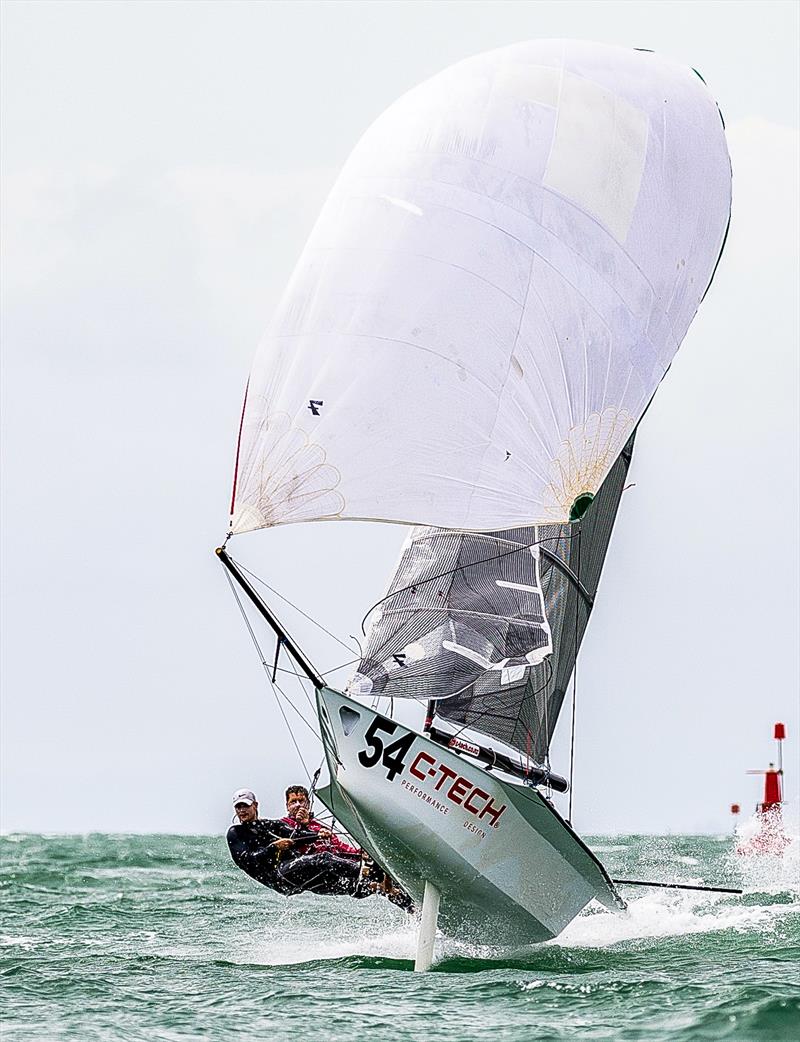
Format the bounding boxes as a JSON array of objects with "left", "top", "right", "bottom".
[
  {"left": 288, "top": 801, "right": 310, "bottom": 822},
  {"left": 273, "top": 838, "right": 294, "bottom": 851}
]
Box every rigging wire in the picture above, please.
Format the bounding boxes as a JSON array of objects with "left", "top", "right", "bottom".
[
  {"left": 228, "top": 553, "right": 367, "bottom": 704},
  {"left": 272, "top": 676, "right": 322, "bottom": 740},
  {"left": 321, "top": 657, "right": 361, "bottom": 677},
  {"left": 264, "top": 656, "right": 360, "bottom": 681},
  {"left": 233, "top": 556, "right": 359, "bottom": 656},
  {"left": 221, "top": 554, "right": 359, "bottom": 712},
  {"left": 223, "top": 569, "right": 319, "bottom": 779},
  {"left": 281, "top": 639, "right": 316, "bottom": 712},
  {"left": 540, "top": 526, "right": 552, "bottom": 792},
  {"left": 567, "top": 528, "right": 582, "bottom": 824},
  {"left": 221, "top": 560, "right": 372, "bottom": 856}
]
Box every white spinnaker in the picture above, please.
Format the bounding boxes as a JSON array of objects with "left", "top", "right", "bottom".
[{"left": 231, "top": 40, "right": 731, "bottom": 535}]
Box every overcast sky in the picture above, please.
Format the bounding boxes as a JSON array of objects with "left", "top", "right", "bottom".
[{"left": 1, "top": 0, "right": 798, "bottom": 836}]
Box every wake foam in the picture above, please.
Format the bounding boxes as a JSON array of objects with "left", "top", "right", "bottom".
[
  {"left": 230, "top": 824, "right": 800, "bottom": 968},
  {"left": 551, "top": 890, "right": 783, "bottom": 949},
  {"left": 731, "top": 811, "right": 800, "bottom": 893},
  {"left": 236, "top": 898, "right": 418, "bottom": 966}
]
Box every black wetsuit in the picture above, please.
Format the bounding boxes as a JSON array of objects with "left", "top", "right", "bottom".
[
  {"left": 226, "top": 819, "right": 363, "bottom": 897},
  {"left": 276, "top": 852, "right": 363, "bottom": 897},
  {"left": 226, "top": 818, "right": 296, "bottom": 890}
]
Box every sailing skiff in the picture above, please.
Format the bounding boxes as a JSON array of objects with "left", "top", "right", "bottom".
[{"left": 217, "top": 39, "right": 732, "bottom": 968}]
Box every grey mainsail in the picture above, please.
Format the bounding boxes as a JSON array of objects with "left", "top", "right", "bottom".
[{"left": 350, "top": 436, "right": 635, "bottom": 766}]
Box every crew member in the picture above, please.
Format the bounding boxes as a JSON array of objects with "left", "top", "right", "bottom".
[
  {"left": 227, "top": 787, "right": 365, "bottom": 898},
  {"left": 279, "top": 783, "right": 415, "bottom": 911},
  {"left": 281, "top": 785, "right": 361, "bottom": 857}
]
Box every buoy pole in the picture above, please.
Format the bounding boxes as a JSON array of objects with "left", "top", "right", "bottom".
[
  {"left": 414, "top": 880, "right": 440, "bottom": 972},
  {"left": 774, "top": 722, "right": 785, "bottom": 779}
]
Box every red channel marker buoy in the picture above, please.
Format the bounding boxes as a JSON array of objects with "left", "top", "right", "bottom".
[{"left": 736, "top": 722, "right": 789, "bottom": 856}]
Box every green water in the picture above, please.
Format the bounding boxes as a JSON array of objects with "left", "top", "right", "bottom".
[{"left": 2, "top": 833, "right": 798, "bottom": 1041}]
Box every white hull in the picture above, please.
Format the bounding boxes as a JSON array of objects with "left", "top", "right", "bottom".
[{"left": 316, "top": 687, "right": 624, "bottom": 944}]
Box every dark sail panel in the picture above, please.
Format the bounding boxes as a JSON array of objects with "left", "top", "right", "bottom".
[
  {"left": 437, "top": 435, "right": 635, "bottom": 763},
  {"left": 350, "top": 436, "right": 635, "bottom": 763},
  {"left": 350, "top": 527, "right": 553, "bottom": 703}
]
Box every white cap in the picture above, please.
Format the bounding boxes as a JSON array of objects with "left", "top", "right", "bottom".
[{"left": 232, "top": 788, "right": 257, "bottom": 807}]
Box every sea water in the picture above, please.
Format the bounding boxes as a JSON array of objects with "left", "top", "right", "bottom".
[{"left": 2, "top": 831, "right": 798, "bottom": 1041}]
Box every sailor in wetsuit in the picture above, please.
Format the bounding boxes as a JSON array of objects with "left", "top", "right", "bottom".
[
  {"left": 277, "top": 784, "right": 365, "bottom": 895},
  {"left": 226, "top": 788, "right": 366, "bottom": 897},
  {"left": 279, "top": 784, "right": 415, "bottom": 911}
]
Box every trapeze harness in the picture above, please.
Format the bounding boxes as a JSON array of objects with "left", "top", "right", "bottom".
[{"left": 226, "top": 819, "right": 366, "bottom": 898}]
